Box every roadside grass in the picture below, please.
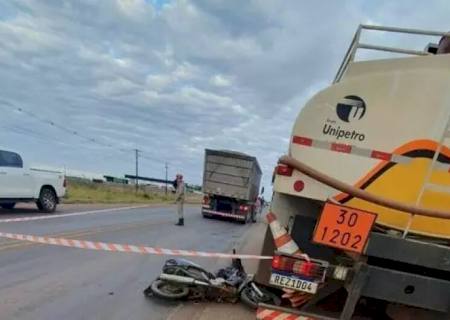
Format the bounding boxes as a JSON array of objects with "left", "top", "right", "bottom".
[{"left": 64, "top": 180, "right": 201, "bottom": 204}]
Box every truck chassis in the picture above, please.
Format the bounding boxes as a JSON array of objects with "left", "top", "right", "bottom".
[{"left": 258, "top": 212, "right": 450, "bottom": 319}]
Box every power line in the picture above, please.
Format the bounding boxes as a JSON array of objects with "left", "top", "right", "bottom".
[
  {"left": 0, "top": 124, "right": 71, "bottom": 147},
  {"left": 1, "top": 124, "right": 139, "bottom": 166},
  {"left": 0, "top": 100, "right": 170, "bottom": 165}
]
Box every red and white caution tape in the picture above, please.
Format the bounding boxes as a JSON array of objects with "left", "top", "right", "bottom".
[
  {"left": 0, "top": 205, "right": 149, "bottom": 224},
  {"left": 0, "top": 231, "right": 273, "bottom": 260},
  {"left": 256, "top": 307, "right": 311, "bottom": 320}
]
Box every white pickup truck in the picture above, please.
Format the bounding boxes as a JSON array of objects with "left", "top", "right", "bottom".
[{"left": 0, "top": 149, "right": 66, "bottom": 212}]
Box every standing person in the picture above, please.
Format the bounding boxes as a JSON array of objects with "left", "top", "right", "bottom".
[
  {"left": 175, "top": 173, "right": 185, "bottom": 226},
  {"left": 437, "top": 34, "right": 450, "bottom": 54},
  {"left": 255, "top": 196, "right": 262, "bottom": 215}
]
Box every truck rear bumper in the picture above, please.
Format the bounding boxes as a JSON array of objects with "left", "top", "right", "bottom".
[
  {"left": 257, "top": 260, "right": 450, "bottom": 319},
  {"left": 201, "top": 209, "right": 246, "bottom": 220}
]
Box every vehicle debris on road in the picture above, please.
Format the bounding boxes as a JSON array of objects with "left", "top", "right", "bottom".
[{"left": 144, "top": 249, "right": 280, "bottom": 309}]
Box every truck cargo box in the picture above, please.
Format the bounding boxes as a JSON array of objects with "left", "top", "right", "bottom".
[{"left": 202, "top": 149, "right": 262, "bottom": 202}]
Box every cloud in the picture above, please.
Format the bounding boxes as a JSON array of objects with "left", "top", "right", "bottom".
[
  {"left": 1, "top": 0, "right": 450, "bottom": 191},
  {"left": 210, "top": 74, "right": 232, "bottom": 87}
]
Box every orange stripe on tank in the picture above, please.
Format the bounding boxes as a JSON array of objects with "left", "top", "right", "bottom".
[{"left": 333, "top": 139, "right": 450, "bottom": 202}]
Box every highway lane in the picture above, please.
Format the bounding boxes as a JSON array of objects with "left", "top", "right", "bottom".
[{"left": 0, "top": 205, "right": 258, "bottom": 320}]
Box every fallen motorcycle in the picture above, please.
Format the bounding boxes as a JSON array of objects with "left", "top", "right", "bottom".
[{"left": 144, "top": 251, "right": 280, "bottom": 308}]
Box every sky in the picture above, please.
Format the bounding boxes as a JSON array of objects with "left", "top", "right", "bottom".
[{"left": 1, "top": 0, "right": 450, "bottom": 192}]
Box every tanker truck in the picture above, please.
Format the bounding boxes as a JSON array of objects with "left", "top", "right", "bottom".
[{"left": 255, "top": 25, "right": 450, "bottom": 320}]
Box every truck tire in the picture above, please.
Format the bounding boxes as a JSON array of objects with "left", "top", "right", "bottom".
[
  {"left": 37, "top": 187, "right": 57, "bottom": 213},
  {"left": 202, "top": 210, "right": 211, "bottom": 219},
  {"left": 0, "top": 203, "right": 15, "bottom": 210},
  {"left": 251, "top": 209, "right": 257, "bottom": 223}
]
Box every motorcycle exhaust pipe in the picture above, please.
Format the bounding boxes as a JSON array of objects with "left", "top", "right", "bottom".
[
  {"left": 250, "top": 282, "right": 264, "bottom": 297},
  {"left": 159, "top": 273, "right": 210, "bottom": 287}
]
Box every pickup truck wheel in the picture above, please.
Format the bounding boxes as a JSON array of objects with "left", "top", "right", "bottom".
[
  {"left": 0, "top": 203, "right": 16, "bottom": 210},
  {"left": 38, "top": 188, "right": 57, "bottom": 213}
]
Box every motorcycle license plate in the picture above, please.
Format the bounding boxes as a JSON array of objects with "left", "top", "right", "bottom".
[{"left": 269, "top": 273, "right": 318, "bottom": 294}]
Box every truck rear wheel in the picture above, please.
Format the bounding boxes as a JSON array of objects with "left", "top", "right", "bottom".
[
  {"left": 0, "top": 203, "right": 15, "bottom": 210},
  {"left": 201, "top": 210, "right": 212, "bottom": 219},
  {"left": 251, "top": 209, "right": 257, "bottom": 223},
  {"left": 37, "top": 187, "right": 57, "bottom": 213}
]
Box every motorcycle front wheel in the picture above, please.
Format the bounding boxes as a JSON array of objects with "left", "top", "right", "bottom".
[
  {"left": 240, "top": 283, "right": 280, "bottom": 309},
  {"left": 150, "top": 280, "right": 190, "bottom": 300}
]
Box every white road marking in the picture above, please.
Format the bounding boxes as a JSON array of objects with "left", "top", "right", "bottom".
[{"left": 0, "top": 205, "right": 151, "bottom": 223}]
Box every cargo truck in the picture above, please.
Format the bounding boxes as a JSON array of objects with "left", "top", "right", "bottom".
[
  {"left": 202, "top": 149, "right": 262, "bottom": 223},
  {"left": 255, "top": 25, "right": 450, "bottom": 320}
]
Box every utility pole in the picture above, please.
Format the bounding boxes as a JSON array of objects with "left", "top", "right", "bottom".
[
  {"left": 135, "top": 149, "right": 140, "bottom": 193},
  {"left": 165, "top": 162, "right": 168, "bottom": 195}
]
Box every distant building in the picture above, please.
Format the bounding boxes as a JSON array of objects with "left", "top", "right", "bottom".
[{"left": 104, "top": 175, "right": 129, "bottom": 184}]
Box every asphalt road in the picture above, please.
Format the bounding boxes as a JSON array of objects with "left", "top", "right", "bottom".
[{"left": 0, "top": 204, "right": 261, "bottom": 320}]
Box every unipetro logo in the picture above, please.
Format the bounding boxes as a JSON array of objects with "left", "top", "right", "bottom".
[{"left": 336, "top": 95, "right": 366, "bottom": 123}]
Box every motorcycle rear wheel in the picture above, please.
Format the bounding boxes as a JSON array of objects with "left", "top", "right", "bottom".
[
  {"left": 240, "top": 284, "right": 279, "bottom": 309},
  {"left": 150, "top": 280, "right": 190, "bottom": 300}
]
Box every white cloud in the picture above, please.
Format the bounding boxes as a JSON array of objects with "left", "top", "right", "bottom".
[
  {"left": 116, "top": 0, "right": 155, "bottom": 19},
  {"left": 145, "top": 62, "right": 199, "bottom": 90},
  {"left": 94, "top": 77, "right": 141, "bottom": 97},
  {"left": 210, "top": 74, "right": 232, "bottom": 87},
  {"left": 1, "top": 0, "right": 450, "bottom": 188}
]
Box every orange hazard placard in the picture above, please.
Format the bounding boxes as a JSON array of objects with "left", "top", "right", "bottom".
[{"left": 312, "top": 202, "right": 377, "bottom": 254}]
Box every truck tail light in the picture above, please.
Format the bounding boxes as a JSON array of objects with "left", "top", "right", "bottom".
[
  {"left": 276, "top": 164, "right": 293, "bottom": 176},
  {"left": 202, "top": 195, "right": 210, "bottom": 205},
  {"left": 293, "top": 180, "right": 305, "bottom": 192},
  {"left": 272, "top": 254, "right": 326, "bottom": 281},
  {"left": 272, "top": 255, "right": 282, "bottom": 269},
  {"left": 239, "top": 205, "right": 249, "bottom": 212}
]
